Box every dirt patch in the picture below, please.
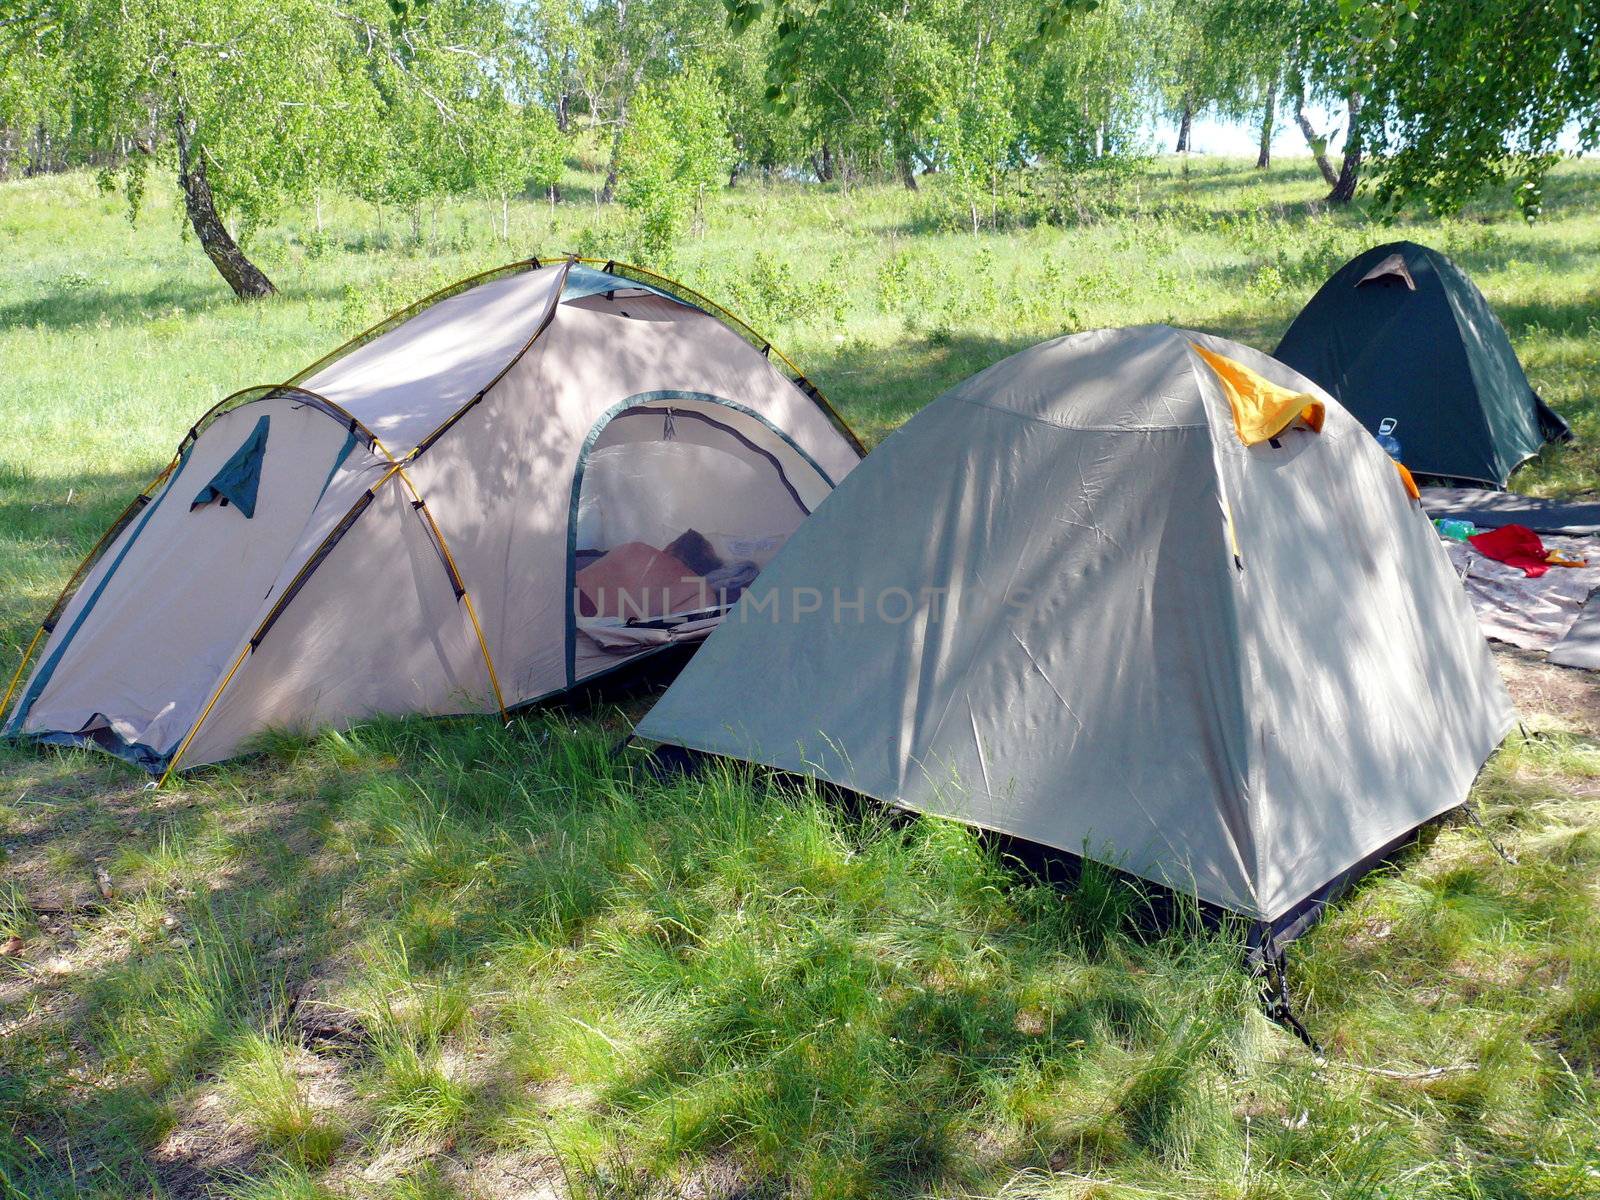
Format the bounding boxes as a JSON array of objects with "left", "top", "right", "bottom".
[
  {"left": 286, "top": 983, "right": 374, "bottom": 1060},
  {"left": 437, "top": 1147, "right": 569, "bottom": 1199},
  {"left": 1494, "top": 645, "right": 1600, "bottom": 736},
  {"left": 149, "top": 1084, "right": 258, "bottom": 1197}
]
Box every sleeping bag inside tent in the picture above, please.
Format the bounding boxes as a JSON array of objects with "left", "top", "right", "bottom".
[
  {"left": 1273, "top": 240, "right": 1569, "bottom": 488},
  {"left": 3, "top": 258, "right": 863, "bottom": 775},
  {"left": 637, "top": 325, "right": 1513, "bottom": 947}
]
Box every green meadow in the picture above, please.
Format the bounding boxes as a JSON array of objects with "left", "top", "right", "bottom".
[{"left": 2, "top": 156, "right": 1599, "bottom": 1199}]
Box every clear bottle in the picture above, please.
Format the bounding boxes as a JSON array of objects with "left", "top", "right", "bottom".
[{"left": 1376, "top": 416, "right": 1403, "bottom": 462}]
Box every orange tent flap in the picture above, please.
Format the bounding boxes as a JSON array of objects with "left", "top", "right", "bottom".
[
  {"left": 1393, "top": 460, "right": 1420, "bottom": 501},
  {"left": 1191, "top": 343, "right": 1326, "bottom": 446}
]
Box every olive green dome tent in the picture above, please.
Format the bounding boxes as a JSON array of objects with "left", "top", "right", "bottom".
[
  {"left": 4, "top": 258, "right": 863, "bottom": 777},
  {"left": 1274, "top": 241, "right": 1569, "bottom": 488},
  {"left": 638, "top": 326, "right": 1512, "bottom": 946}
]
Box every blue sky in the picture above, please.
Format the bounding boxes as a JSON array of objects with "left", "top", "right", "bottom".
[{"left": 1151, "top": 109, "right": 1590, "bottom": 160}]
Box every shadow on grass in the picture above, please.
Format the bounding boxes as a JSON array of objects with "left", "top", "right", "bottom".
[
  {"left": 0, "top": 749, "right": 369, "bottom": 1198},
  {"left": 0, "top": 276, "right": 349, "bottom": 335}
]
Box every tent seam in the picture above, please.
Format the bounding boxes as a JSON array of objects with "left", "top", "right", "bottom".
[
  {"left": 1430, "top": 250, "right": 1512, "bottom": 483},
  {"left": 1184, "top": 338, "right": 1269, "bottom": 917}
]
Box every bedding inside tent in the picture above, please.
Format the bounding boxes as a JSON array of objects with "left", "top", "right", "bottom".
[{"left": 570, "top": 395, "right": 831, "bottom": 675}]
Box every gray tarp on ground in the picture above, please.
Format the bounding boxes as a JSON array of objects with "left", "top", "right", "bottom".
[
  {"left": 1420, "top": 486, "right": 1600, "bottom": 537},
  {"left": 638, "top": 326, "right": 1514, "bottom": 922},
  {"left": 1442, "top": 535, "right": 1600, "bottom": 651},
  {"left": 1549, "top": 593, "right": 1600, "bottom": 670}
]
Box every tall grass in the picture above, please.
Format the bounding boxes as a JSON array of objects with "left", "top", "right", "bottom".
[{"left": 2, "top": 158, "right": 1599, "bottom": 1197}]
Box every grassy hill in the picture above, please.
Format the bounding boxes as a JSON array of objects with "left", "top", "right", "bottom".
[{"left": 2, "top": 158, "right": 1598, "bottom": 1199}]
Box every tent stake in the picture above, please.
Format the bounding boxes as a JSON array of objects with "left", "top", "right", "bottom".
[{"left": 1259, "top": 949, "right": 1324, "bottom": 1059}]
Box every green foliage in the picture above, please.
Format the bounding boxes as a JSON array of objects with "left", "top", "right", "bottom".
[
  {"left": 1357, "top": 0, "right": 1600, "bottom": 216},
  {"left": 0, "top": 0, "right": 556, "bottom": 289},
  {"left": 616, "top": 70, "right": 734, "bottom": 268}
]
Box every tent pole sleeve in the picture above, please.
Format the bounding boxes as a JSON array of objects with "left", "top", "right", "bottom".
[
  {"left": 460, "top": 592, "right": 506, "bottom": 721},
  {"left": 1, "top": 627, "right": 46, "bottom": 718},
  {"left": 395, "top": 467, "right": 509, "bottom": 721}
]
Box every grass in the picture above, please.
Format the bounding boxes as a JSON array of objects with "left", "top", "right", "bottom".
[{"left": 2, "top": 155, "right": 1599, "bottom": 1198}]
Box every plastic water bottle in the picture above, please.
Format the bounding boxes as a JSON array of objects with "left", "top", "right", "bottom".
[
  {"left": 1433, "top": 518, "right": 1476, "bottom": 542},
  {"left": 1376, "top": 416, "right": 1403, "bottom": 462}
]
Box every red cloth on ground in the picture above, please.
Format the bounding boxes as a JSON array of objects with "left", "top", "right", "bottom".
[{"left": 1468, "top": 523, "right": 1551, "bottom": 578}]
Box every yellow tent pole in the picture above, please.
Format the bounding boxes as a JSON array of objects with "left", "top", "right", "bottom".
[
  {"left": 394, "top": 466, "right": 509, "bottom": 721},
  {"left": 156, "top": 640, "right": 252, "bottom": 788},
  {"left": 1, "top": 626, "right": 46, "bottom": 717}
]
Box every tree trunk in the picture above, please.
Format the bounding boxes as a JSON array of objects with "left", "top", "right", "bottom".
[
  {"left": 897, "top": 148, "right": 918, "bottom": 191},
  {"left": 1256, "top": 80, "right": 1277, "bottom": 169},
  {"left": 812, "top": 142, "right": 835, "bottom": 182},
  {"left": 1175, "top": 95, "right": 1193, "bottom": 153},
  {"left": 555, "top": 91, "right": 570, "bottom": 134},
  {"left": 1327, "top": 92, "right": 1363, "bottom": 205},
  {"left": 1294, "top": 89, "right": 1338, "bottom": 186},
  {"left": 599, "top": 92, "right": 629, "bottom": 204},
  {"left": 174, "top": 115, "right": 276, "bottom": 300}
]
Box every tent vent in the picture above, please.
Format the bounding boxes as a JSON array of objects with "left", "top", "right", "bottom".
[
  {"left": 1356, "top": 253, "right": 1416, "bottom": 290},
  {"left": 192, "top": 414, "right": 270, "bottom": 518}
]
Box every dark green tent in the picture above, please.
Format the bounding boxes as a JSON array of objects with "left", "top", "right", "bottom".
[{"left": 1274, "top": 241, "right": 1569, "bottom": 488}]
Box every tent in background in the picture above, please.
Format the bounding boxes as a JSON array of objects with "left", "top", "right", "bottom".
[
  {"left": 638, "top": 325, "right": 1512, "bottom": 950},
  {"left": 4, "top": 258, "right": 863, "bottom": 776},
  {"left": 1273, "top": 240, "right": 1569, "bottom": 488}
]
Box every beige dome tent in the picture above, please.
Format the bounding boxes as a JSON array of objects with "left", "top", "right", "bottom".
[
  {"left": 4, "top": 258, "right": 863, "bottom": 778},
  {"left": 638, "top": 326, "right": 1512, "bottom": 946}
]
